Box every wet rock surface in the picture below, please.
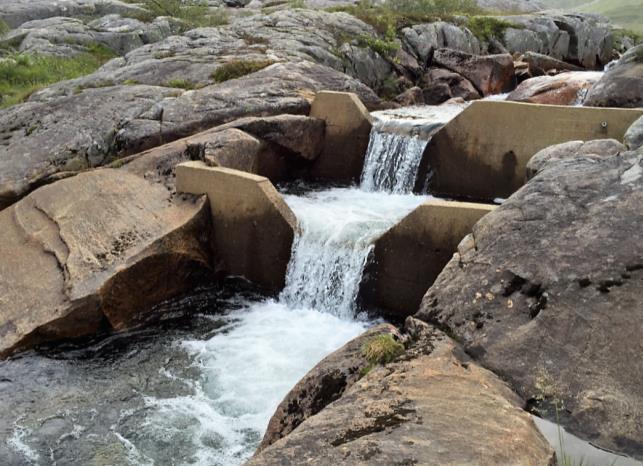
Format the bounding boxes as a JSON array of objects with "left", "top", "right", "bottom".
[
  {"left": 507, "top": 71, "right": 603, "bottom": 105},
  {"left": 417, "top": 149, "right": 643, "bottom": 459},
  {"left": 0, "top": 169, "right": 213, "bottom": 357},
  {"left": 249, "top": 319, "right": 555, "bottom": 465}
]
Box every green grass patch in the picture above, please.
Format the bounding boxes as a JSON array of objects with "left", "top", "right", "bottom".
[
  {"left": 210, "top": 59, "right": 276, "bottom": 83},
  {"left": 330, "top": 0, "right": 481, "bottom": 35},
  {"left": 466, "top": 16, "right": 519, "bottom": 43},
  {"left": 0, "top": 44, "right": 117, "bottom": 108},
  {"left": 125, "top": 0, "right": 229, "bottom": 29},
  {"left": 164, "top": 78, "right": 196, "bottom": 89},
  {"left": 360, "top": 334, "right": 404, "bottom": 375}
]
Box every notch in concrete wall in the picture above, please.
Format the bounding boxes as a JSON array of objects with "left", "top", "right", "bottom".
[
  {"left": 176, "top": 161, "right": 298, "bottom": 293},
  {"left": 418, "top": 101, "right": 643, "bottom": 201},
  {"left": 360, "top": 199, "right": 496, "bottom": 319}
]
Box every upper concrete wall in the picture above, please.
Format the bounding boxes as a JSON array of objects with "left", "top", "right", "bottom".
[
  {"left": 418, "top": 101, "right": 643, "bottom": 201},
  {"left": 309, "top": 91, "right": 373, "bottom": 183},
  {"left": 176, "top": 161, "right": 297, "bottom": 293},
  {"left": 361, "top": 199, "right": 495, "bottom": 319}
]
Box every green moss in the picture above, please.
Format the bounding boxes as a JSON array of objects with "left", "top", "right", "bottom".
[
  {"left": 125, "top": 0, "right": 229, "bottom": 29},
  {"left": 466, "top": 16, "right": 519, "bottom": 43},
  {"left": 361, "top": 334, "right": 405, "bottom": 366},
  {"left": 164, "top": 78, "right": 195, "bottom": 89},
  {"left": 0, "top": 45, "right": 117, "bottom": 108},
  {"left": 289, "top": 0, "right": 307, "bottom": 7},
  {"left": 123, "top": 79, "right": 139, "bottom": 85},
  {"left": 210, "top": 59, "right": 276, "bottom": 83}
]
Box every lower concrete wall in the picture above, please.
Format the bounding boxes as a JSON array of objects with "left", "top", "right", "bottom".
[
  {"left": 360, "top": 200, "right": 495, "bottom": 319},
  {"left": 417, "top": 101, "right": 643, "bottom": 200},
  {"left": 309, "top": 91, "right": 373, "bottom": 183},
  {"left": 176, "top": 161, "right": 297, "bottom": 293}
]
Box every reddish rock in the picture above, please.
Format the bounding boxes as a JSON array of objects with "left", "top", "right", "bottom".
[{"left": 507, "top": 71, "right": 603, "bottom": 105}]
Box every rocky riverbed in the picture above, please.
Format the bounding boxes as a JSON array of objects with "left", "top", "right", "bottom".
[{"left": 1, "top": 0, "right": 642, "bottom": 464}]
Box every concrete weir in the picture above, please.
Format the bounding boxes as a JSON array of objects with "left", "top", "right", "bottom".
[
  {"left": 361, "top": 200, "right": 496, "bottom": 318},
  {"left": 176, "top": 161, "right": 297, "bottom": 293},
  {"left": 417, "top": 101, "right": 643, "bottom": 200}
]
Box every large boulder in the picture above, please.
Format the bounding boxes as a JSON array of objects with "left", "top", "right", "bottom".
[
  {"left": 624, "top": 115, "right": 643, "bottom": 150},
  {"left": 417, "top": 148, "right": 643, "bottom": 459},
  {"left": 421, "top": 67, "right": 481, "bottom": 104},
  {"left": 259, "top": 323, "right": 401, "bottom": 451},
  {"left": 0, "top": 61, "right": 379, "bottom": 210},
  {"left": 0, "top": 169, "right": 213, "bottom": 358},
  {"left": 250, "top": 319, "right": 555, "bottom": 465},
  {"left": 401, "top": 22, "right": 481, "bottom": 65},
  {"left": 507, "top": 71, "right": 603, "bottom": 105},
  {"left": 0, "top": 15, "right": 179, "bottom": 57},
  {"left": 0, "top": 0, "right": 143, "bottom": 28},
  {"left": 584, "top": 44, "right": 643, "bottom": 108},
  {"left": 432, "top": 48, "right": 516, "bottom": 96}
]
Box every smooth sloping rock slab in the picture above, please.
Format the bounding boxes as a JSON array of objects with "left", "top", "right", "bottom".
[
  {"left": 0, "top": 169, "right": 212, "bottom": 357},
  {"left": 250, "top": 321, "right": 554, "bottom": 465},
  {"left": 417, "top": 149, "right": 643, "bottom": 459}
]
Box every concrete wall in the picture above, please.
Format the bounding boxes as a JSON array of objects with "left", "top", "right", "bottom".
[
  {"left": 360, "top": 200, "right": 495, "bottom": 319},
  {"left": 417, "top": 101, "right": 643, "bottom": 201},
  {"left": 309, "top": 91, "right": 373, "bottom": 183},
  {"left": 176, "top": 161, "right": 298, "bottom": 293}
]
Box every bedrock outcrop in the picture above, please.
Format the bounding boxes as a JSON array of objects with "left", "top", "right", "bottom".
[
  {"left": 417, "top": 147, "right": 643, "bottom": 459},
  {"left": 250, "top": 318, "right": 555, "bottom": 465},
  {"left": 0, "top": 169, "right": 212, "bottom": 358},
  {"left": 0, "top": 61, "right": 378, "bottom": 210},
  {"left": 507, "top": 71, "right": 602, "bottom": 105},
  {"left": 584, "top": 44, "right": 643, "bottom": 108}
]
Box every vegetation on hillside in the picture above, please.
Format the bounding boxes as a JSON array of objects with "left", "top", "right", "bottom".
[
  {"left": 329, "top": 0, "right": 481, "bottom": 35},
  {"left": 466, "top": 16, "right": 520, "bottom": 43},
  {"left": 125, "top": 0, "right": 230, "bottom": 29},
  {"left": 0, "top": 44, "right": 116, "bottom": 108},
  {"left": 540, "top": 0, "right": 643, "bottom": 35}
]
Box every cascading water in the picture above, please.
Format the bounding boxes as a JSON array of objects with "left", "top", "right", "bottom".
[
  {"left": 360, "top": 128, "right": 429, "bottom": 193},
  {"left": 3, "top": 104, "right": 464, "bottom": 466}
]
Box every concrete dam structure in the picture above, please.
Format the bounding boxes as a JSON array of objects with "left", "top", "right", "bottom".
[{"left": 176, "top": 92, "right": 642, "bottom": 319}]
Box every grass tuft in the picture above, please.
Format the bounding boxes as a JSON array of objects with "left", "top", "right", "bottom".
[
  {"left": 164, "top": 78, "right": 196, "bottom": 89},
  {"left": 0, "top": 19, "right": 10, "bottom": 37},
  {"left": 0, "top": 44, "right": 117, "bottom": 108},
  {"left": 210, "top": 59, "right": 276, "bottom": 83},
  {"left": 361, "top": 334, "right": 404, "bottom": 369}
]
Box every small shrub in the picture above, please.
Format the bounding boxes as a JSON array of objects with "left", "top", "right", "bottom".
[
  {"left": 165, "top": 78, "right": 195, "bottom": 89},
  {"left": 361, "top": 334, "right": 404, "bottom": 373},
  {"left": 466, "top": 16, "right": 519, "bottom": 43},
  {"left": 357, "top": 34, "right": 400, "bottom": 57},
  {"left": 211, "top": 59, "right": 275, "bottom": 83},
  {"left": 0, "top": 45, "right": 117, "bottom": 108}
]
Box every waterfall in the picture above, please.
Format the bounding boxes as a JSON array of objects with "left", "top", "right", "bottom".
[
  {"left": 360, "top": 129, "right": 429, "bottom": 194},
  {"left": 279, "top": 189, "right": 426, "bottom": 319}
]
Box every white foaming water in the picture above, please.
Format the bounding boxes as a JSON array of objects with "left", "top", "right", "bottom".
[
  {"left": 362, "top": 104, "right": 466, "bottom": 193},
  {"left": 280, "top": 188, "right": 428, "bottom": 317},
  {"left": 360, "top": 131, "right": 429, "bottom": 193},
  {"left": 143, "top": 300, "right": 368, "bottom": 466}
]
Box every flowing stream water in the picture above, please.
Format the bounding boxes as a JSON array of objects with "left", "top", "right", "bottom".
[
  {"left": 0, "top": 108, "right": 447, "bottom": 465},
  {"left": 4, "top": 103, "right": 628, "bottom": 466}
]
